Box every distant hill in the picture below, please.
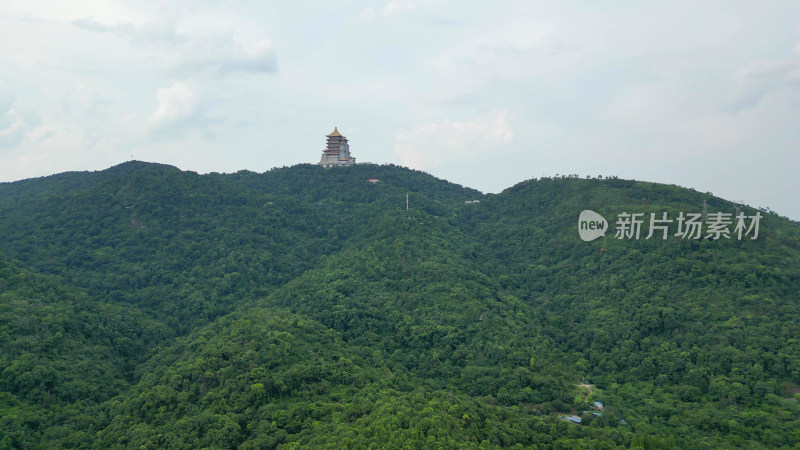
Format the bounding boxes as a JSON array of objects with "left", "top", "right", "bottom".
[{"left": 0, "top": 162, "right": 798, "bottom": 448}]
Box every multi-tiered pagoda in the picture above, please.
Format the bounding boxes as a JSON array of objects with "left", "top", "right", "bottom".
[{"left": 318, "top": 127, "right": 356, "bottom": 167}]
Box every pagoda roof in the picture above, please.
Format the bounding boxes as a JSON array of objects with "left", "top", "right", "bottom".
[{"left": 327, "top": 127, "right": 342, "bottom": 137}]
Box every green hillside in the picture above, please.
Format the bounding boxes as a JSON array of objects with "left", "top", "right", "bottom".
[
  {"left": 0, "top": 255, "right": 170, "bottom": 447},
  {"left": 0, "top": 162, "right": 798, "bottom": 448}
]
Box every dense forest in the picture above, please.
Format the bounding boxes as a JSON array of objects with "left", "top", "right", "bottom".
[{"left": 0, "top": 161, "right": 798, "bottom": 448}]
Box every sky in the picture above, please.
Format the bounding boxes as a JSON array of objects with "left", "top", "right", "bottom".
[{"left": 1, "top": 1, "right": 799, "bottom": 219}]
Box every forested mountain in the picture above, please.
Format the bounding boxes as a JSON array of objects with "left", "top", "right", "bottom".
[{"left": 0, "top": 161, "right": 798, "bottom": 448}]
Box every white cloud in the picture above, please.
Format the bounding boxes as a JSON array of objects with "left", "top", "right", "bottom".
[
  {"left": 150, "top": 82, "right": 197, "bottom": 128},
  {"left": 382, "top": 1, "right": 418, "bottom": 17},
  {"left": 0, "top": 94, "right": 41, "bottom": 149},
  {"left": 729, "top": 58, "right": 800, "bottom": 111},
  {"left": 786, "top": 67, "right": 800, "bottom": 82},
  {"left": 1, "top": 0, "right": 144, "bottom": 25},
  {"left": 360, "top": 7, "right": 375, "bottom": 22},
  {"left": 175, "top": 37, "right": 276, "bottom": 76},
  {"left": 427, "top": 15, "right": 566, "bottom": 103},
  {"left": 735, "top": 59, "right": 796, "bottom": 82},
  {"left": 394, "top": 111, "right": 514, "bottom": 170},
  {"left": 72, "top": 17, "right": 178, "bottom": 42},
  {"left": 0, "top": 91, "right": 16, "bottom": 117},
  {"left": 71, "top": 17, "right": 278, "bottom": 77},
  {"left": 13, "top": 152, "right": 50, "bottom": 177},
  {"left": 0, "top": 111, "right": 28, "bottom": 149}
]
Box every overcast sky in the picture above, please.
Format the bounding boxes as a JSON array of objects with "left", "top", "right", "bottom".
[{"left": 1, "top": 1, "right": 799, "bottom": 219}]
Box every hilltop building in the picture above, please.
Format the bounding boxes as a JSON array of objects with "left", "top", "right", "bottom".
[{"left": 319, "top": 127, "right": 356, "bottom": 167}]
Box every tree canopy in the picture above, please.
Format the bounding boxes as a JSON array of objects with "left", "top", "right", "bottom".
[{"left": 0, "top": 162, "right": 798, "bottom": 448}]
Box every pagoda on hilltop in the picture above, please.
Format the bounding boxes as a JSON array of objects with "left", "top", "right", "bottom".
[{"left": 318, "top": 127, "right": 356, "bottom": 167}]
